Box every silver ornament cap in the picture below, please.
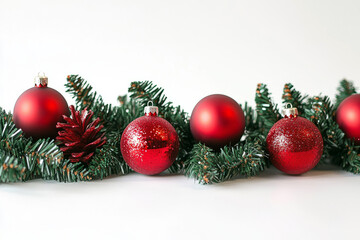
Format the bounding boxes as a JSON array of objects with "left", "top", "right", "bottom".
[
  {"left": 34, "top": 72, "right": 48, "bottom": 87},
  {"left": 282, "top": 103, "right": 298, "bottom": 117},
  {"left": 144, "top": 101, "right": 158, "bottom": 116}
]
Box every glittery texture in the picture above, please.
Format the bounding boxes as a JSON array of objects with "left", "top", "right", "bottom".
[
  {"left": 120, "top": 115, "right": 179, "bottom": 175},
  {"left": 266, "top": 116, "right": 323, "bottom": 175},
  {"left": 13, "top": 86, "right": 69, "bottom": 139},
  {"left": 336, "top": 94, "right": 360, "bottom": 144},
  {"left": 190, "top": 94, "right": 245, "bottom": 149},
  {"left": 56, "top": 105, "right": 106, "bottom": 164}
]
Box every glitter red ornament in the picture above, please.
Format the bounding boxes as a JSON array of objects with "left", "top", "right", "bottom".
[
  {"left": 336, "top": 94, "right": 360, "bottom": 144},
  {"left": 120, "top": 102, "right": 179, "bottom": 175},
  {"left": 13, "top": 73, "right": 69, "bottom": 139},
  {"left": 266, "top": 104, "right": 323, "bottom": 175},
  {"left": 190, "top": 94, "right": 245, "bottom": 149}
]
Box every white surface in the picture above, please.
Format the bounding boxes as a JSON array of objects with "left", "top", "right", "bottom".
[
  {"left": 1, "top": 167, "right": 360, "bottom": 240},
  {"left": 1, "top": 0, "right": 360, "bottom": 239}
]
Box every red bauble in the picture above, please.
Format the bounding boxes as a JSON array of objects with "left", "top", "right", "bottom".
[
  {"left": 266, "top": 107, "right": 323, "bottom": 175},
  {"left": 120, "top": 104, "right": 179, "bottom": 175},
  {"left": 190, "top": 94, "right": 245, "bottom": 149},
  {"left": 13, "top": 73, "right": 69, "bottom": 139},
  {"left": 336, "top": 94, "right": 360, "bottom": 144}
]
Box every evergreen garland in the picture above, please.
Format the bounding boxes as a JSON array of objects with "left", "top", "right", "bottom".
[
  {"left": 256, "top": 80, "right": 360, "bottom": 174},
  {"left": 0, "top": 76, "right": 359, "bottom": 184}
]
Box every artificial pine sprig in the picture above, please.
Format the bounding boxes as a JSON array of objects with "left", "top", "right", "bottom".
[
  {"left": 0, "top": 152, "right": 28, "bottom": 182},
  {"left": 185, "top": 136, "right": 266, "bottom": 184},
  {"left": 65, "top": 75, "right": 133, "bottom": 132},
  {"left": 88, "top": 131, "right": 133, "bottom": 179},
  {"left": 282, "top": 83, "right": 307, "bottom": 115},
  {"left": 335, "top": 79, "right": 356, "bottom": 108},
  {"left": 255, "top": 83, "right": 281, "bottom": 134}
]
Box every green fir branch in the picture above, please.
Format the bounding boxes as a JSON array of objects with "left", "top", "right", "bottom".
[
  {"left": 242, "top": 102, "right": 259, "bottom": 133},
  {"left": 0, "top": 108, "right": 32, "bottom": 182},
  {"left": 255, "top": 83, "right": 281, "bottom": 134},
  {"left": 0, "top": 151, "right": 28, "bottom": 182},
  {"left": 335, "top": 79, "right": 356, "bottom": 108},
  {"left": 65, "top": 75, "right": 130, "bottom": 132},
  {"left": 185, "top": 136, "right": 266, "bottom": 184},
  {"left": 303, "top": 95, "right": 337, "bottom": 164},
  {"left": 282, "top": 83, "right": 307, "bottom": 115},
  {"left": 339, "top": 143, "right": 360, "bottom": 174},
  {"left": 88, "top": 131, "right": 132, "bottom": 180}
]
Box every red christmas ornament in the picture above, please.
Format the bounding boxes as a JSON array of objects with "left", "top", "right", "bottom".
[
  {"left": 336, "top": 94, "right": 360, "bottom": 144},
  {"left": 266, "top": 104, "right": 323, "bottom": 175},
  {"left": 120, "top": 102, "right": 179, "bottom": 175},
  {"left": 190, "top": 94, "right": 245, "bottom": 149},
  {"left": 13, "top": 73, "right": 69, "bottom": 139}
]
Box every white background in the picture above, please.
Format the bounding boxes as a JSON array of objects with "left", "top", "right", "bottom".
[{"left": 1, "top": 0, "right": 360, "bottom": 239}]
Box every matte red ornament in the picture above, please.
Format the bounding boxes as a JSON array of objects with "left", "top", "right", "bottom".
[
  {"left": 190, "top": 94, "right": 245, "bottom": 149},
  {"left": 120, "top": 103, "right": 179, "bottom": 175},
  {"left": 336, "top": 94, "right": 360, "bottom": 144},
  {"left": 266, "top": 105, "right": 323, "bottom": 175},
  {"left": 13, "top": 73, "right": 69, "bottom": 139}
]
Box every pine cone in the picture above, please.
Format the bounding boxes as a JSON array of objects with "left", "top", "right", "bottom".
[{"left": 56, "top": 105, "right": 107, "bottom": 164}]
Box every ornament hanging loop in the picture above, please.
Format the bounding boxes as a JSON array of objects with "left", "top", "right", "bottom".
[
  {"left": 34, "top": 72, "right": 48, "bottom": 87},
  {"left": 282, "top": 103, "right": 298, "bottom": 118},
  {"left": 144, "top": 100, "right": 159, "bottom": 116}
]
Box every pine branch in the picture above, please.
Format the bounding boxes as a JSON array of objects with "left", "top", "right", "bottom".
[
  {"left": 65, "top": 75, "right": 129, "bottom": 132},
  {"left": 0, "top": 108, "right": 33, "bottom": 182},
  {"left": 128, "top": 81, "right": 195, "bottom": 173},
  {"left": 303, "top": 96, "right": 337, "bottom": 164},
  {"left": 335, "top": 79, "right": 356, "bottom": 108},
  {"left": 185, "top": 136, "right": 266, "bottom": 184},
  {"left": 339, "top": 143, "right": 360, "bottom": 174},
  {"left": 128, "top": 81, "right": 169, "bottom": 114},
  {"left": 0, "top": 151, "right": 28, "bottom": 182},
  {"left": 117, "top": 95, "right": 143, "bottom": 132},
  {"left": 282, "top": 83, "right": 307, "bottom": 115},
  {"left": 88, "top": 131, "right": 132, "bottom": 179},
  {"left": 27, "top": 138, "right": 79, "bottom": 182},
  {"left": 255, "top": 83, "right": 281, "bottom": 134},
  {"left": 242, "top": 102, "right": 259, "bottom": 133}
]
